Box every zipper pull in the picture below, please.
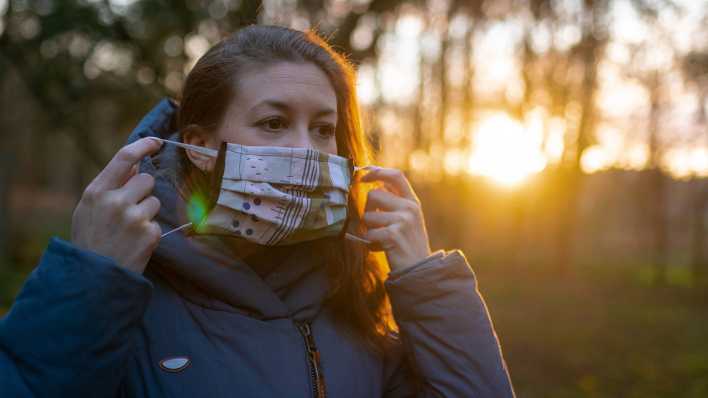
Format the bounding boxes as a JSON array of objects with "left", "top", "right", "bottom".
[{"left": 300, "top": 322, "right": 311, "bottom": 336}]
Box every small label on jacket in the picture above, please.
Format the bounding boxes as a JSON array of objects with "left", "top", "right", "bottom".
[{"left": 159, "top": 356, "right": 191, "bottom": 372}]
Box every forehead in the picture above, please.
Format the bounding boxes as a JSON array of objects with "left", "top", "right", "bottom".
[{"left": 233, "top": 62, "right": 337, "bottom": 114}]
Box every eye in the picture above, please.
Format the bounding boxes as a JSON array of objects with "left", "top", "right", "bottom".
[
  {"left": 258, "top": 117, "right": 288, "bottom": 132},
  {"left": 314, "top": 124, "right": 336, "bottom": 139}
]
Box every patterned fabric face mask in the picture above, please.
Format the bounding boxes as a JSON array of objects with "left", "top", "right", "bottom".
[{"left": 151, "top": 137, "right": 369, "bottom": 246}]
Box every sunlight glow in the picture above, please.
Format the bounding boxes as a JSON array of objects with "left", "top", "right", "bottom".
[
  {"left": 444, "top": 148, "right": 467, "bottom": 176},
  {"left": 664, "top": 147, "right": 708, "bottom": 178},
  {"left": 544, "top": 117, "right": 566, "bottom": 163},
  {"left": 467, "top": 113, "right": 547, "bottom": 186},
  {"left": 581, "top": 146, "right": 612, "bottom": 174}
]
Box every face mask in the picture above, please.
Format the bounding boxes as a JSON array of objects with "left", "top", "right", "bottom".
[{"left": 151, "top": 137, "right": 370, "bottom": 246}]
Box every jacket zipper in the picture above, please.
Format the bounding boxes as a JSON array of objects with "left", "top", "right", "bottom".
[{"left": 296, "top": 322, "right": 327, "bottom": 398}]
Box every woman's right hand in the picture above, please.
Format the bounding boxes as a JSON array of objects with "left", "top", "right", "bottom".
[{"left": 71, "top": 137, "right": 164, "bottom": 274}]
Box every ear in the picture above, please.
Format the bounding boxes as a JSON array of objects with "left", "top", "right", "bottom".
[{"left": 182, "top": 125, "right": 218, "bottom": 172}]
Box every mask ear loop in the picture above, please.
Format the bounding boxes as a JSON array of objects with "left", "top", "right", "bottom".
[
  {"left": 161, "top": 222, "right": 193, "bottom": 238},
  {"left": 148, "top": 137, "right": 220, "bottom": 239},
  {"left": 341, "top": 161, "right": 372, "bottom": 245},
  {"left": 345, "top": 232, "right": 371, "bottom": 244},
  {"left": 148, "top": 136, "right": 218, "bottom": 158}
]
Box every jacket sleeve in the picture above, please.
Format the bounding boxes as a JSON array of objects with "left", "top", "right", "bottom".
[
  {"left": 382, "top": 250, "right": 515, "bottom": 397},
  {"left": 0, "top": 237, "right": 153, "bottom": 398}
]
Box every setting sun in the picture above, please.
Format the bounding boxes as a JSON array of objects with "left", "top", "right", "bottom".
[{"left": 467, "top": 113, "right": 547, "bottom": 186}]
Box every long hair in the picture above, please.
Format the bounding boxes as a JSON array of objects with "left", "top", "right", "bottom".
[{"left": 175, "top": 24, "right": 396, "bottom": 355}]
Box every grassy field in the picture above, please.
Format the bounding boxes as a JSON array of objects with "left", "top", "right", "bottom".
[{"left": 478, "top": 263, "right": 708, "bottom": 397}]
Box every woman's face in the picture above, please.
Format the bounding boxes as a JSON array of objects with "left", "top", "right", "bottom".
[{"left": 184, "top": 61, "right": 339, "bottom": 171}]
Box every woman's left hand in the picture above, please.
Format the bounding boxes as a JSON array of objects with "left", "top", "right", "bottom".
[{"left": 359, "top": 166, "right": 432, "bottom": 273}]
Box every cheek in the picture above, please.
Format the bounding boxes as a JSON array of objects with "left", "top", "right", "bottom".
[
  {"left": 326, "top": 140, "right": 338, "bottom": 156},
  {"left": 215, "top": 117, "right": 264, "bottom": 146},
  {"left": 218, "top": 127, "right": 268, "bottom": 146}
]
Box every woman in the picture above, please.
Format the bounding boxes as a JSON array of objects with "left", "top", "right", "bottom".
[{"left": 0, "top": 25, "right": 514, "bottom": 397}]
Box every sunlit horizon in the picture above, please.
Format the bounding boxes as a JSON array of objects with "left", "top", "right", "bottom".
[
  {"left": 467, "top": 113, "right": 547, "bottom": 187},
  {"left": 385, "top": 108, "right": 708, "bottom": 187}
]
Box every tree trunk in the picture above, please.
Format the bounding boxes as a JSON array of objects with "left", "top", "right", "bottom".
[{"left": 554, "top": 5, "right": 603, "bottom": 274}]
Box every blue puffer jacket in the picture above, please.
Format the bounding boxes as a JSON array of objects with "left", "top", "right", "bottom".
[{"left": 0, "top": 99, "right": 515, "bottom": 397}]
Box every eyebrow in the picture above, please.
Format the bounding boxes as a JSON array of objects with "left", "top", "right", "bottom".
[{"left": 250, "top": 100, "right": 336, "bottom": 118}]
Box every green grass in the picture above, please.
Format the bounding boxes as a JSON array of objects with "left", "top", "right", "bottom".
[{"left": 477, "top": 263, "right": 708, "bottom": 397}]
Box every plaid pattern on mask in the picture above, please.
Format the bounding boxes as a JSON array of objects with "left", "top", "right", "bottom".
[{"left": 200, "top": 143, "right": 353, "bottom": 246}]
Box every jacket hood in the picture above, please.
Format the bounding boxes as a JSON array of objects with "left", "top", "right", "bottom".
[{"left": 128, "top": 98, "right": 330, "bottom": 322}]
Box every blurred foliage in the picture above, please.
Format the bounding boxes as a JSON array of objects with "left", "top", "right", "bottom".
[{"left": 0, "top": 0, "right": 262, "bottom": 166}]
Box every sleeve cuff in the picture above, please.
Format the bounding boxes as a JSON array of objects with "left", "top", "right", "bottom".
[
  {"left": 384, "top": 249, "right": 477, "bottom": 304},
  {"left": 386, "top": 249, "right": 447, "bottom": 281}
]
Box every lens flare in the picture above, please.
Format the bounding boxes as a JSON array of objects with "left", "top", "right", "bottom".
[{"left": 187, "top": 193, "right": 209, "bottom": 232}]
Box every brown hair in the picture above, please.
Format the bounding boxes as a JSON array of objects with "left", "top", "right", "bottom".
[{"left": 175, "top": 24, "right": 396, "bottom": 354}]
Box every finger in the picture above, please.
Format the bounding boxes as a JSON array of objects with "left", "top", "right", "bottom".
[
  {"left": 118, "top": 173, "right": 155, "bottom": 204},
  {"left": 92, "top": 137, "right": 163, "bottom": 191},
  {"left": 120, "top": 164, "right": 139, "bottom": 187},
  {"left": 132, "top": 195, "right": 161, "bottom": 221},
  {"left": 362, "top": 211, "right": 400, "bottom": 228},
  {"left": 365, "top": 189, "right": 410, "bottom": 212},
  {"left": 364, "top": 226, "right": 397, "bottom": 252},
  {"left": 359, "top": 166, "right": 416, "bottom": 201},
  {"left": 144, "top": 220, "right": 162, "bottom": 249}
]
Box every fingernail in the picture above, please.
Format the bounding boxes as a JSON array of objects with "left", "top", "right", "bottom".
[{"left": 147, "top": 137, "right": 163, "bottom": 146}]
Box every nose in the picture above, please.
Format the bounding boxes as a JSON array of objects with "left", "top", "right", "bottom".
[{"left": 286, "top": 124, "right": 315, "bottom": 150}]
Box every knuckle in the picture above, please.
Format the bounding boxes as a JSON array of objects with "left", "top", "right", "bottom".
[
  {"left": 140, "top": 174, "right": 156, "bottom": 193},
  {"left": 146, "top": 222, "right": 162, "bottom": 242},
  {"left": 148, "top": 195, "right": 161, "bottom": 210},
  {"left": 400, "top": 211, "right": 414, "bottom": 224},
  {"left": 129, "top": 172, "right": 153, "bottom": 188},
  {"left": 82, "top": 185, "right": 100, "bottom": 203},
  {"left": 123, "top": 207, "right": 143, "bottom": 226},
  {"left": 104, "top": 193, "right": 127, "bottom": 210},
  {"left": 404, "top": 199, "right": 419, "bottom": 212},
  {"left": 365, "top": 229, "right": 381, "bottom": 241},
  {"left": 117, "top": 146, "right": 139, "bottom": 162},
  {"left": 377, "top": 226, "right": 391, "bottom": 236}
]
